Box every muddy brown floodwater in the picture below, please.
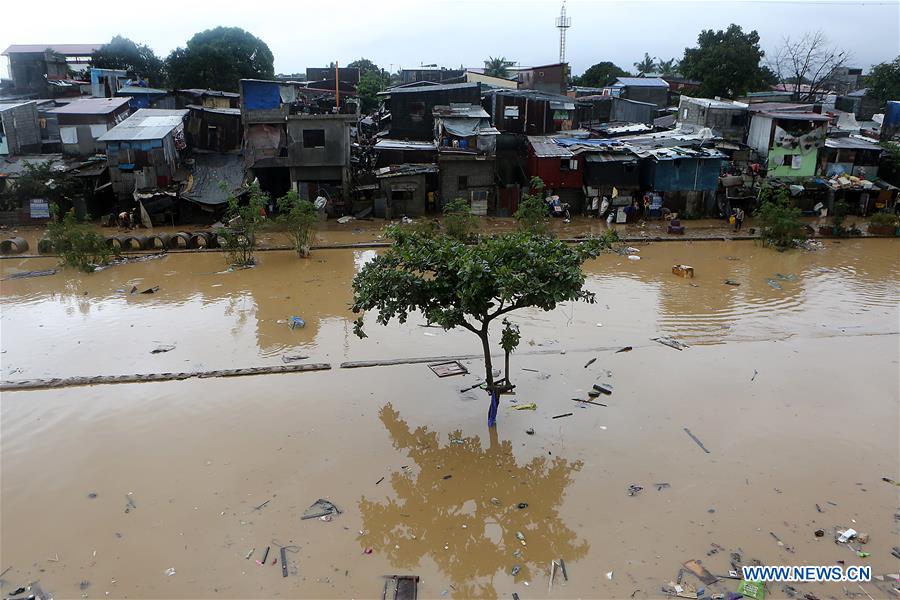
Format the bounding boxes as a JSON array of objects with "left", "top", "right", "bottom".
[{"left": 1, "top": 239, "right": 898, "bottom": 599}]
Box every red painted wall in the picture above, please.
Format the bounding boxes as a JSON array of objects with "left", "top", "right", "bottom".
[{"left": 527, "top": 150, "right": 583, "bottom": 189}]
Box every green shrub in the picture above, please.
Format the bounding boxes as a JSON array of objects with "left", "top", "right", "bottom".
[
  {"left": 46, "top": 206, "right": 117, "bottom": 272},
  {"left": 514, "top": 176, "right": 550, "bottom": 235},
  {"left": 755, "top": 187, "right": 807, "bottom": 250},
  {"left": 218, "top": 182, "right": 266, "bottom": 267},
  {"left": 276, "top": 190, "right": 318, "bottom": 257},
  {"left": 870, "top": 211, "right": 900, "bottom": 227},
  {"left": 442, "top": 197, "right": 479, "bottom": 242}
]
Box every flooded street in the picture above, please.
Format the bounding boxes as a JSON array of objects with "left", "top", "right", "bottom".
[{"left": 1, "top": 239, "right": 898, "bottom": 599}]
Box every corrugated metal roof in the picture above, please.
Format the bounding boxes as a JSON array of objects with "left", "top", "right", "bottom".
[
  {"left": 615, "top": 77, "right": 669, "bottom": 88},
  {"left": 374, "top": 139, "right": 437, "bottom": 151},
  {"left": 177, "top": 88, "right": 240, "bottom": 98},
  {"left": 2, "top": 44, "right": 101, "bottom": 55},
  {"left": 824, "top": 136, "right": 882, "bottom": 151},
  {"left": 681, "top": 97, "right": 748, "bottom": 109},
  {"left": 528, "top": 136, "right": 574, "bottom": 158},
  {"left": 48, "top": 97, "right": 130, "bottom": 115},
  {"left": 385, "top": 82, "right": 479, "bottom": 95},
  {"left": 639, "top": 146, "right": 726, "bottom": 160},
  {"left": 182, "top": 153, "right": 246, "bottom": 205},
  {"left": 375, "top": 163, "right": 438, "bottom": 178},
  {"left": 117, "top": 85, "right": 169, "bottom": 95},
  {"left": 761, "top": 111, "right": 831, "bottom": 122},
  {"left": 97, "top": 109, "right": 187, "bottom": 142},
  {"left": 0, "top": 101, "right": 35, "bottom": 111},
  {"left": 186, "top": 104, "right": 241, "bottom": 116},
  {"left": 585, "top": 152, "right": 637, "bottom": 163},
  {"left": 432, "top": 104, "right": 489, "bottom": 118}
]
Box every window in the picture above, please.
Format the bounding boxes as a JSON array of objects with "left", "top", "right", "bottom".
[
  {"left": 782, "top": 154, "right": 793, "bottom": 167},
  {"left": 409, "top": 101, "right": 425, "bottom": 122},
  {"left": 303, "top": 129, "right": 325, "bottom": 148},
  {"left": 458, "top": 175, "right": 468, "bottom": 190},
  {"left": 504, "top": 105, "right": 519, "bottom": 118},
  {"left": 682, "top": 108, "right": 688, "bottom": 119},
  {"left": 561, "top": 158, "right": 578, "bottom": 171}
]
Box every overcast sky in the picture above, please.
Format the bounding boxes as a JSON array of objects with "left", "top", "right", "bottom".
[{"left": 2, "top": 0, "right": 898, "bottom": 80}]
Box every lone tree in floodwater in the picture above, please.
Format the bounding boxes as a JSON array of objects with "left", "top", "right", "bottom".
[{"left": 351, "top": 226, "right": 615, "bottom": 427}]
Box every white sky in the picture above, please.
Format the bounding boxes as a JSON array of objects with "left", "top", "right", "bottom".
[{"left": 2, "top": 0, "right": 899, "bottom": 80}]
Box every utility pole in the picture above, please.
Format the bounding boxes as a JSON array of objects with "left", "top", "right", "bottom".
[
  {"left": 335, "top": 60, "right": 340, "bottom": 112},
  {"left": 556, "top": 1, "right": 571, "bottom": 64}
]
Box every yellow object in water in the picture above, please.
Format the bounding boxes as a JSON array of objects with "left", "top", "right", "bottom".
[{"left": 513, "top": 403, "right": 537, "bottom": 411}]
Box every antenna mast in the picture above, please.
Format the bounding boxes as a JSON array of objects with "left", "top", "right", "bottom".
[{"left": 555, "top": 2, "right": 571, "bottom": 64}]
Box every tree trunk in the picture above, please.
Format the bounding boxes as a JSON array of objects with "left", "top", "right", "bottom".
[
  {"left": 479, "top": 329, "right": 500, "bottom": 428},
  {"left": 504, "top": 350, "right": 511, "bottom": 387}
]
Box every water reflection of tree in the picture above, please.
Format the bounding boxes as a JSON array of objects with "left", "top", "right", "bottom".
[{"left": 359, "top": 404, "right": 588, "bottom": 598}]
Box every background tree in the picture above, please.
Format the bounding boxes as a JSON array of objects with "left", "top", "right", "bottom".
[
  {"left": 513, "top": 176, "right": 550, "bottom": 235},
  {"left": 656, "top": 58, "right": 679, "bottom": 77},
  {"left": 91, "top": 36, "right": 165, "bottom": 86},
  {"left": 680, "top": 24, "right": 769, "bottom": 98},
  {"left": 484, "top": 56, "right": 515, "bottom": 78},
  {"left": 572, "top": 61, "right": 628, "bottom": 87},
  {"left": 346, "top": 58, "right": 381, "bottom": 77},
  {"left": 217, "top": 182, "right": 267, "bottom": 266},
  {"left": 441, "top": 197, "right": 480, "bottom": 242},
  {"left": 770, "top": 31, "right": 849, "bottom": 102},
  {"left": 633, "top": 53, "right": 656, "bottom": 76},
  {"left": 867, "top": 56, "right": 900, "bottom": 107},
  {"left": 351, "top": 228, "right": 610, "bottom": 426},
  {"left": 165, "top": 27, "right": 274, "bottom": 91},
  {"left": 755, "top": 187, "right": 808, "bottom": 250},
  {"left": 357, "top": 70, "right": 387, "bottom": 113}
]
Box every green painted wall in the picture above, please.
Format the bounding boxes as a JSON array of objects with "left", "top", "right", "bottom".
[{"left": 767, "top": 145, "right": 819, "bottom": 178}]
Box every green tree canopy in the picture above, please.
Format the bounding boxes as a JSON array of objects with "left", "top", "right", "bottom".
[
  {"left": 634, "top": 52, "right": 656, "bottom": 75},
  {"left": 484, "top": 56, "right": 515, "bottom": 78},
  {"left": 680, "top": 24, "right": 769, "bottom": 98},
  {"left": 357, "top": 70, "right": 387, "bottom": 113},
  {"left": 91, "top": 36, "right": 166, "bottom": 86},
  {"left": 572, "top": 61, "right": 628, "bottom": 87},
  {"left": 351, "top": 228, "right": 611, "bottom": 426},
  {"left": 867, "top": 56, "right": 900, "bottom": 107},
  {"left": 346, "top": 58, "right": 381, "bottom": 77},
  {"left": 656, "top": 58, "right": 679, "bottom": 77},
  {"left": 165, "top": 27, "right": 274, "bottom": 91}
]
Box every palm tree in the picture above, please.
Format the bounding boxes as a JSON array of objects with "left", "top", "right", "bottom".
[
  {"left": 657, "top": 58, "right": 679, "bottom": 76},
  {"left": 484, "top": 56, "right": 514, "bottom": 78},
  {"left": 633, "top": 53, "right": 656, "bottom": 76}
]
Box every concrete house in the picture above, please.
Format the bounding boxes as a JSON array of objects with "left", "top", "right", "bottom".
[
  {"left": 677, "top": 97, "right": 749, "bottom": 142},
  {"left": 747, "top": 110, "right": 829, "bottom": 178},
  {"left": 834, "top": 89, "right": 881, "bottom": 121},
  {"left": 605, "top": 77, "right": 669, "bottom": 108},
  {"left": 0, "top": 102, "right": 41, "bottom": 155},
  {"left": 240, "top": 78, "right": 358, "bottom": 208},
  {"left": 90, "top": 68, "right": 127, "bottom": 98},
  {"left": 383, "top": 82, "right": 481, "bottom": 141},
  {"left": 49, "top": 97, "right": 131, "bottom": 155},
  {"left": 97, "top": 108, "right": 189, "bottom": 203},
  {"left": 2, "top": 44, "right": 100, "bottom": 95}
]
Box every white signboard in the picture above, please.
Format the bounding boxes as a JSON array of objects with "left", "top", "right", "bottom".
[{"left": 30, "top": 199, "right": 50, "bottom": 219}]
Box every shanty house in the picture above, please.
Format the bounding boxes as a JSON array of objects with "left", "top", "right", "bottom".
[
  {"left": 484, "top": 89, "right": 576, "bottom": 135},
  {"left": 433, "top": 103, "right": 499, "bottom": 214},
  {"left": 97, "top": 108, "right": 188, "bottom": 203},
  {"left": 834, "top": 89, "right": 881, "bottom": 121},
  {"left": 240, "top": 78, "right": 358, "bottom": 209},
  {"left": 176, "top": 89, "right": 240, "bottom": 109},
  {"left": 576, "top": 96, "right": 657, "bottom": 127},
  {"left": 400, "top": 68, "right": 465, "bottom": 85},
  {"left": 677, "top": 97, "right": 749, "bottom": 142},
  {"left": 581, "top": 143, "right": 641, "bottom": 200},
  {"left": 383, "top": 82, "right": 481, "bottom": 141},
  {"left": 90, "top": 68, "right": 127, "bottom": 98},
  {"left": 116, "top": 85, "right": 174, "bottom": 110},
  {"left": 0, "top": 102, "right": 41, "bottom": 155},
  {"left": 185, "top": 105, "right": 242, "bottom": 152},
  {"left": 516, "top": 63, "right": 568, "bottom": 95},
  {"left": 180, "top": 153, "right": 247, "bottom": 220},
  {"left": 375, "top": 163, "right": 438, "bottom": 218},
  {"left": 746, "top": 111, "right": 829, "bottom": 178},
  {"left": 605, "top": 77, "right": 669, "bottom": 108},
  {"left": 2, "top": 44, "right": 99, "bottom": 95},
  {"left": 635, "top": 146, "right": 726, "bottom": 213},
  {"left": 819, "top": 136, "right": 883, "bottom": 179},
  {"left": 49, "top": 97, "right": 131, "bottom": 156},
  {"left": 526, "top": 136, "right": 584, "bottom": 208}
]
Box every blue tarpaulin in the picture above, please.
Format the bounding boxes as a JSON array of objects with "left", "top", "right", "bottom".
[{"left": 242, "top": 80, "right": 281, "bottom": 110}]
